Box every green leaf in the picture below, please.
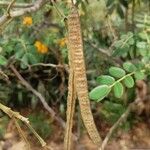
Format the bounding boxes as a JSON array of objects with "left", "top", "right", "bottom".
[
  {"left": 96, "top": 75, "right": 115, "bottom": 85},
  {"left": 123, "top": 62, "right": 137, "bottom": 72},
  {"left": 26, "top": 53, "right": 38, "bottom": 64},
  {"left": 128, "top": 38, "right": 134, "bottom": 45},
  {"left": 114, "top": 40, "right": 123, "bottom": 48},
  {"left": 21, "top": 54, "right": 28, "bottom": 65},
  {"left": 113, "top": 82, "right": 124, "bottom": 98},
  {"left": 136, "top": 42, "right": 146, "bottom": 49},
  {"left": 136, "top": 23, "right": 145, "bottom": 28},
  {"left": 134, "top": 71, "right": 145, "bottom": 80},
  {"left": 138, "top": 32, "right": 147, "bottom": 40},
  {"left": 0, "top": 55, "right": 7, "bottom": 65},
  {"left": 15, "top": 50, "right": 24, "bottom": 59},
  {"left": 142, "top": 56, "right": 150, "bottom": 63},
  {"left": 123, "top": 76, "right": 134, "bottom": 88},
  {"left": 103, "top": 101, "right": 125, "bottom": 114},
  {"left": 20, "top": 54, "right": 29, "bottom": 69},
  {"left": 135, "top": 63, "right": 145, "bottom": 70},
  {"left": 109, "top": 67, "right": 126, "bottom": 78},
  {"left": 138, "top": 48, "right": 147, "bottom": 56},
  {"left": 127, "top": 31, "right": 133, "bottom": 37},
  {"left": 89, "top": 85, "right": 110, "bottom": 101},
  {"left": 112, "top": 46, "right": 129, "bottom": 57}
]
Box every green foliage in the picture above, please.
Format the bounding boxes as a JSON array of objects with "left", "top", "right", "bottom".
[
  {"left": 0, "top": 56, "right": 7, "bottom": 66},
  {"left": 123, "top": 62, "right": 137, "bottom": 72},
  {"left": 123, "top": 76, "right": 134, "bottom": 88},
  {"left": 96, "top": 75, "right": 115, "bottom": 85},
  {"left": 113, "top": 82, "right": 124, "bottom": 98},
  {"left": 112, "top": 32, "right": 134, "bottom": 57},
  {"left": 89, "top": 61, "right": 149, "bottom": 101},
  {"left": 100, "top": 101, "right": 126, "bottom": 124},
  {"left": 134, "top": 71, "right": 145, "bottom": 80},
  {"left": 89, "top": 85, "right": 111, "bottom": 101},
  {"left": 109, "top": 67, "right": 126, "bottom": 78},
  {"left": 0, "top": 116, "right": 9, "bottom": 139},
  {"left": 28, "top": 112, "right": 52, "bottom": 139}
]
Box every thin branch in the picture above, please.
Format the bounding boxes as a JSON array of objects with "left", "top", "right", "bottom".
[
  {"left": 0, "top": 1, "right": 33, "bottom": 8},
  {"left": 52, "top": 1, "right": 66, "bottom": 19},
  {"left": 0, "top": 102, "right": 29, "bottom": 123},
  {"left": 9, "top": 64, "right": 66, "bottom": 129},
  {"left": 0, "top": 102, "right": 46, "bottom": 147},
  {"left": 31, "top": 63, "right": 64, "bottom": 68},
  {"left": 99, "top": 104, "right": 132, "bottom": 150},
  {"left": 0, "top": 69, "right": 10, "bottom": 83},
  {"left": 84, "top": 39, "right": 111, "bottom": 57},
  {"left": 106, "top": 15, "right": 118, "bottom": 40},
  {"left": 30, "top": 63, "right": 69, "bottom": 72},
  {"left": 13, "top": 118, "right": 31, "bottom": 150},
  {"left": 84, "top": 38, "right": 124, "bottom": 64},
  {"left": 9, "top": 64, "right": 79, "bottom": 143},
  {"left": 99, "top": 97, "right": 143, "bottom": 150},
  {"left": 6, "top": 0, "right": 16, "bottom": 14},
  {"left": 25, "top": 122, "right": 47, "bottom": 147},
  {"left": 0, "top": 0, "right": 48, "bottom": 27}
]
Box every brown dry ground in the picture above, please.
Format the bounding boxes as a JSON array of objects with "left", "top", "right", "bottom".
[{"left": 1, "top": 120, "right": 150, "bottom": 150}]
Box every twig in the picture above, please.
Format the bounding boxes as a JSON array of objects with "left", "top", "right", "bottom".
[
  {"left": 0, "top": 102, "right": 46, "bottom": 147},
  {"left": 31, "top": 63, "right": 64, "bottom": 68},
  {"left": 25, "top": 122, "right": 46, "bottom": 147},
  {"left": 0, "top": 102, "right": 29, "bottom": 123},
  {"left": 6, "top": 0, "right": 16, "bottom": 14},
  {"left": 13, "top": 118, "right": 31, "bottom": 150},
  {"left": 52, "top": 1, "right": 66, "bottom": 19},
  {"left": 0, "top": 69, "right": 10, "bottom": 83},
  {"left": 99, "top": 104, "right": 132, "bottom": 150},
  {"left": 0, "top": 1, "right": 33, "bottom": 8},
  {"left": 0, "top": 0, "right": 48, "bottom": 27},
  {"left": 120, "top": 35, "right": 133, "bottom": 48},
  {"left": 99, "top": 96, "right": 144, "bottom": 150},
  {"left": 84, "top": 38, "right": 124, "bottom": 65},
  {"left": 0, "top": 0, "right": 16, "bottom": 31},
  {"left": 84, "top": 39, "right": 111, "bottom": 57},
  {"left": 10, "top": 64, "right": 66, "bottom": 129},
  {"left": 30, "top": 63, "right": 69, "bottom": 72},
  {"left": 106, "top": 15, "right": 118, "bottom": 40},
  {"left": 9, "top": 64, "right": 79, "bottom": 143}
]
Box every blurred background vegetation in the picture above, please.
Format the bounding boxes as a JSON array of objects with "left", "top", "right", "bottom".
[{"left": 0, "top": 0, "right": 150, "bottom": 149}]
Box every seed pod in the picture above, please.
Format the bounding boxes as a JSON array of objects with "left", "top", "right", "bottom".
[{"left": 64, "top": 4, "right": 102, "bottom": 150}]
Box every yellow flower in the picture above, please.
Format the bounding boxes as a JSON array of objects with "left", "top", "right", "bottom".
[
  {"left": 34, "top": 41, "right": 48, "bottom": 54},
  {"left": 35, "top": 41, "right": 41, "bottom": 49},
  {"left": 23, "top": 16, "right": 33, "bottom": 26},
  {"left": 40, "top": 44, "right": 48, "bottom": 54},
  {"left": 57, "top": 38, "right": 67, "bottom": 47}
]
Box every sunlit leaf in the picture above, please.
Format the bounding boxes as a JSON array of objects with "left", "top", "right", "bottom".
[
  {"left": 136, "top": 41, "right": 146, "bottom": 49},
  {"left": 96, "top": 75, "right": 115, "bottom": 85},
  {"left": 109, "top": 67, "right": 126, "bottom": 78},
  {"left": 113, "top": 82, "right": 124, "bottom": 98},
  {"left": 134, "top": 71, "right": 145, "bottom": 80},
  {"left": 0, "top": 55, "right": 7, "bottom": 66},
  {"left": 123, "top": 76, "right": 134, "bottom": 88},
  {"left": 89, "top": 85, "right": 111, "bottom": 101},
  {"left": 123, "top": 62, "right": 137, "bottom": 72}
]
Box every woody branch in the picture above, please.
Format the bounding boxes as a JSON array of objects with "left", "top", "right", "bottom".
[
  {"left": 0, "top": 1, "right": 33, "bottom": 8},
  {"left": 0, "top": 0, "right": 49, "bottom": 27}
]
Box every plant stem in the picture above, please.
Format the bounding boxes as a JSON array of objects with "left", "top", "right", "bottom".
[{"left": 109, "top": 72, "right": 134, "bottom": 88}]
